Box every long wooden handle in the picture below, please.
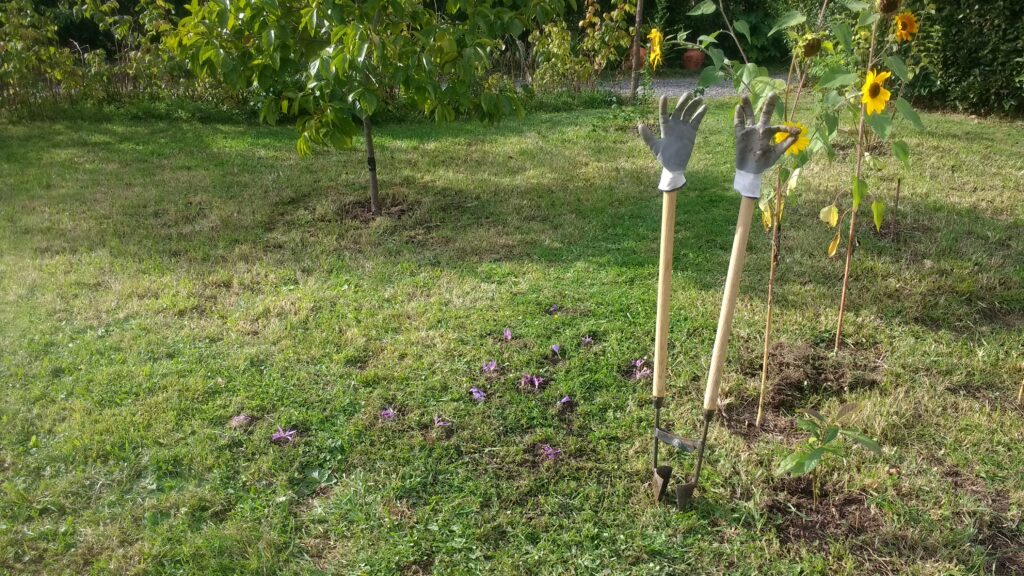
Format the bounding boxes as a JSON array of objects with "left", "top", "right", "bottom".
[
  {"left": 703, "top": 196, "right": 756, "bottom": 411},
  {"left": 652, "top": 191, "right": 678, "bottom": 398}
]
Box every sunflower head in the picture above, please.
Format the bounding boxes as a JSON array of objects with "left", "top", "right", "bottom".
[
  {"left": 801, "top": 36, "right": 823, "bottom": 58},
  {"left": 647, "top": 28, "right": 664, "bottom": 70},
  {"left": 877, "top": 0, "right": 900, "bottom": 15},
  {"left": 774, "top": 121, "right": 810, "bottom": 156},
  {"left": 894, "top": 12, "right": 918, "bottom": 42},
  {"left": 861, "top": 70, "right": 892, "bottom": 116}
]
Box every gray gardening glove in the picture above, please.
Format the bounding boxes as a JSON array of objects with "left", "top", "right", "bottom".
[
  {"left": 732, "top": 92, "right": 800, "bottom": 198},
  {"left": 638, "top": 92, "right": 707, "bottom": 192}
]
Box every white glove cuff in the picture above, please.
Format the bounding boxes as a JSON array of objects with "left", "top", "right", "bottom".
[
  {"left": 658, "top": 168, "right": 686, "bottom": 192},
  {"left": 733, "top": 170, "right": 763, "bottom": 198}
]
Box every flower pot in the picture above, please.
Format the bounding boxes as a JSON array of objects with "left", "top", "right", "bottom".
[
  {"left": 623, "top": 46, "right": 649, "bottom": 71},
  {"left": 682, "top": 49, "right": 705, "bottom": 71}
]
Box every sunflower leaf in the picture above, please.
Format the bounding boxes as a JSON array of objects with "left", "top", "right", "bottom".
[
  {"left": 820, "top": 204, "right": 839, "bottom": 228},
  {"left": 832, "top": 22, "right": 853, "bottom": 53},
  {"left": 872, "top": 200, "right": 885, "bottom": 232},
  {"left": 896, "top": 97, "right": 925, "bottom": 130},
  {"left": 818, "top": 67, "right": 857, "bottom": 88},
  {"left": 733, "top": 20, "right": 751, "bottom": 43},
  {"left": 858, "top": 11, "right": 879, "bottom": 27},
  {"left": 865, "top": 112, "right": 892, "bottom": 140},
  {"left": 687, "top": 0, "right": 716, "bottom": 16},
  {"left": 828, "top": 231, "right": 841, "bottom": 257},
  {"left": 769, "top": 11, "right": 806, "bottom": 37},
  {"left": 852, "top": 177, "right": 868, "bottom": 210},
  {"left": 893, "top": 140, "right": 910, "bottom": 167},
  {"left": 885, "top": 55, "right": 911, "bottom": 82}
]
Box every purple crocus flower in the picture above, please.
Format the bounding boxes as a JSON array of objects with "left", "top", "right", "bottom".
[
  {"left": 518, "top": 373, "right": 546, "bottom": 392},
  {"left": 558, "top": 395, "right": 572, "bottom": 406},
  {"left": 482, "top": 360, "right": 498, "bottom": 374},
  {"left": 551, "top": 344, "right": 561, "bottom": 356},
  {"left": 547, "top": 304, "right": 559, "bottom": 315},
  {"left": 581, "top": 335, "right": 594, "bottom": 347},
  {"left": 631, "top": 358, "right": 652, "bottom": 380},
  {"left": 271, "top": 426, "right": 297, "bottom": 444},
  {"left": 469, "top": 387, "right": 487, "bottom": 402},
  {"left": 503, "top": 327, "right": 512, "bottom": 342},
  {"left": 540, "top": 444, "right": 562, "bottom": 461},
  {"left": 380, "top": 406, "right": 397, "bottom": 421},
  {"left": 434, "top": 415, "right": 452, "bottom": 427}
]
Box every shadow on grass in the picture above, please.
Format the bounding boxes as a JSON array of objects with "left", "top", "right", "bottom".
[{"left": 1, "top": 112, "right": 1020, "bottom": 337}]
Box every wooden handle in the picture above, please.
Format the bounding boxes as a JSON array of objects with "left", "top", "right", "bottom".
[
  {"left": 652, "top": 191, "right": 678, "bottom": 398},
  {"left": 703, "top": 196, "right": 756, "bottom": 411}
]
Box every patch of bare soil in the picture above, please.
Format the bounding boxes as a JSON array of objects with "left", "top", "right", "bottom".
[
  {"left": 937, "top": 465, "right": 1024, "bottom": 575},
  {"left": 739, "top": 341, "right": 886, "bottom": 412},
  {"left": 340, "top": 198, "right": 412, "bottom": 222},
  {"left": 767, "top": 476, "right": 883, "bottom": 546},
  {"left": 718, "top": 392, "right": 796, "bottom": 443}
]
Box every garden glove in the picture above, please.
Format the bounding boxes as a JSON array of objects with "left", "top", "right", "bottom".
[
  {"left": 638, "top": 92, "right": 708, "bottom": 192},
  {"left": 733, "top": 92, "right": 800, "bottom": 198}
]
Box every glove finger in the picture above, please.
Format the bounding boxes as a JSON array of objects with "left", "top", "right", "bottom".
[
  {"left": 734, "top": 102, "right": 746, "bottom": 129},
  {"left": 689, "top": 104, "right": 709, "bottom": 129},
  {"left": 670, "top": 92, "right": 694, "bottom": 121},
  {"left": 681, "top": 96, "right": 703, "bottom": 123},
  {"left": 765, "top": 124, "right": 797, "bottom": 136},
  {"left": 759, "top": 92, "right": 780, "bottom": 126},
  {"left": 659, "top": 95, "right": 669, "bottom": 128},
  {"left": 741, "top": 95, "right": 755, "bottom": 126},
  {"left": 638, "top": 123, "right": 660, "bottom": 155},
  {"left": 773, "top": 132, "right": 799, "bottom": 159}
]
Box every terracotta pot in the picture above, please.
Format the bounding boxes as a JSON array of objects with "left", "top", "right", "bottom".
[
  {"left": 623, "top": 46, "right": 649, "bottom": 71},
  {"left": 682, "top": 49, "right": 705, "bottom": 71}
]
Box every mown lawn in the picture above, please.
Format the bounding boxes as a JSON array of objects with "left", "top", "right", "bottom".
[{"left": 0, "top": 102, "right": 1022, "bottom": 575}]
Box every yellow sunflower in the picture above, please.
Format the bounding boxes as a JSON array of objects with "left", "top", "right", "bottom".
[
  {"left": 647, "top": 28, "right": 663, "bottom": 70},
  {"left": 894, "top": 12, "right": 918, "bottom": 42},
  {"left": 774, "top": 121, "right": 810, "bottom": 156},
  {"left": 861, "top": 70, "right": 892, "bottom": 116}
]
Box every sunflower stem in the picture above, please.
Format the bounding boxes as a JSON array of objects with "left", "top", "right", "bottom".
[{"left": 835, "top": 16, "right": 882, "bottom": 353}]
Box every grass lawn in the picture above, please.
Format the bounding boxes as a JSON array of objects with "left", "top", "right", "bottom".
[{"left": 1, "top": 102, "right": 1022, "bottom": 575}]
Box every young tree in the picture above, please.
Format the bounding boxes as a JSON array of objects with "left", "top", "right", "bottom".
[{"left": 168, "top": 0, "right": 571, "bottom": 215}]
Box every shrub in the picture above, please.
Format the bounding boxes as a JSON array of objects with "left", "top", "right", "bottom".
[{"left": 906, "top": 0, "right": 1024, "bottom": 116}]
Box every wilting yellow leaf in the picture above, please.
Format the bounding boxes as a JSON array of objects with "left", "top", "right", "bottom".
[
  {"left": 778, "top": 198, "right": 786, "bottom": 223},
  {"left": 828, "top": 231, "right": 841, "bottom": 257},
  {"left": 871, "top": 200, "right": 885, "bottom": 232},
  {"left": 761, "top": 208, "right": 772, "bottom": 231},
  {"left": 819, "top": 204, "right": 839, "bottom": 228}
]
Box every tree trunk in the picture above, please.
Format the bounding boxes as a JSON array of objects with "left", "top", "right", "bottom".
[
  {"left": 628, "top": 0, "right": 646, "bottom": 102},
  {"left": 363, "top": 116, "right": 381, "bottom": 216}
]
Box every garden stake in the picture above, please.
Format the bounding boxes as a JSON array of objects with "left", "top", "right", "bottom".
[
  {"left": 637, "top": 93, "right": 708, "bottom": 507},
  {"left": 676, "top": 92, "right": 799, "bottom": 508},
  {"left": 677, "top": 197, "right": 756, "bottom": 508}
]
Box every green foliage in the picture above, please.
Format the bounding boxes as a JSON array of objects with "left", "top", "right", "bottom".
[
  {"left": 169, "top": 0, "right": 570, "bottom": 152},
  {"left": 907, "top": 0, "right": 1024, "bottom": 116},
  {"left": 0, "top": 0, "right": 79, "bottom": 107},
  {"left": 777, "top": 404, "right": 882, "bottom": 478},
  {"left": 577, "top": 0, "right": 634, "bottom": 75},
  {"left": 529, "top": 22, "right": 595, "bottom": 93}
]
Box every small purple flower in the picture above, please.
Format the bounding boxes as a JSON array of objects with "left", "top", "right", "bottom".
[
  {"left": 380, "top": 406, "right": 397, "bottom": 421},
  {"left": 630, "top": 358, "right": 652, "bottom": 381},
  {"left": 551, "top": 344, "right": 561, "bottom": 356},
  {"left": 581, "top": 335, "right": 594, "bottom": 347},
  {"left": 271, "top": 426, "right": 297, "bottom": 444},
  {"left": 503, "top": 327, "right": 512, "bottom": 342},
  {"left": 540, "top": 444, "right": 562, "bottom": 461},
  {"left": 482, "top": 360, "right": 498, "bottom": 374},
  {"left": 434, "top": 415, "right": 452, "bottom": 427},
  {"left": 547, "top": 304, "right": 560, "bottom": 315},
  {"left": 518, "top": 373, "right": 546, "bottom": 392},
  {"left": 633, "top": 358, "right": 647, "bottom": 368},
  {"left": 469, "top": 387, "right": 487, "bottom": 402},
  {"left": 558, "top": 395, "right": 572, "bottom": 406}
]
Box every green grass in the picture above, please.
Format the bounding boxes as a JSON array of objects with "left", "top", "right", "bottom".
[{"left": 0, "top": 103, "right": 1022, "bottom": 575}]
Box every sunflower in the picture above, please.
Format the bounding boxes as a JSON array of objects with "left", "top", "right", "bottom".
[
  {"left": 894, "top": 12, "right": 918, "bottom": 42},
  {"left": 774, "top": 121, "right": 810, "bottom": 156},
  {"left": 647, "top": 28, "right": 663, "bottom": 70},
  {"left": 861, "top": 70, "right": 892, "bottom": 116}
]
